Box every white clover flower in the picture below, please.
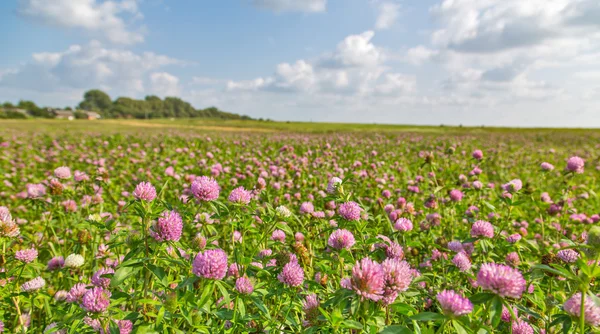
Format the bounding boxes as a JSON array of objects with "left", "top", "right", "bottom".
[
  {"left": 64, "top": 254, "right": 85, "bottom": 268},
  {"left": 276, "top": 205, "right": 291, "bottom": 218}
]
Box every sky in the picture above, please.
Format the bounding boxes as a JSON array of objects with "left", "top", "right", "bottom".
[{"left": 1, "top": 0, "right": 600, "bottom": 127}]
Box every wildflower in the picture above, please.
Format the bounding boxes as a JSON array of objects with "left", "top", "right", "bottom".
[
  {"left": 437, "top": 290, "right": 473, "bottom": 316},
  {"left": 566, "top": 156, "right": 585, "bottom": 173},
  {"left": 64, "top": 254, "right": 85, "bottom": 268},
  {"left": 66, "top": 283, "right": 88, "bottom": 303},
  {"left": 452, "top": 252, "right": 471, "bottom": 272},
  {"left": 91, "top": 268, "right": 114, "bottom": 288},
  {"left": 276, "top": 205, "right": 291, "bottom": 217},
  {"left": 191, "top": 176, "right": 220, "bottom": 201},
  {"left": 235, "top": 276, "right": 254, "bottom": 294},
  {"left": 557, "top": 249, "right": 579, "bottom": 263},
  {"left": 298, "top": 202, "right": 314, "bottom": 215},
  {"left": 511, "top": 320, "right": 534, "bottom": 334},
  {"left": 228, "top": 186, "right": 251, "bottom": 204},
  {"left": 540, "top": 162, "right": 554, "bottom": 171},
  {"left": 394, "top": 218, "right": 413, "bottom": 232},
  {"left": 449, "top": 189, "right": 463, "bottom": 202},
  {"left": 477, "top": 263, "right": 526, "bottom": 298},
  {"left": 152, "top": 210, "right": 183, "bottom": 242},
  {"left": 564, "top": 293, "right": 600, "bottom": 326},
  {"left": 278, "top": 261, "right": 304, "bottom": 287},
  {"left": 502, "top": 179, "right": 522, "bottom": 193},
  {"left": 192, "top": 249, "right": 228, "bottom": 280},
  {"left": 81, "top": 287, "right": 111, "bottom": 313},
  {"left": 15, "top": 248, "right": 38, "bottom": 263},
  {"left": 328, "top": 229, "right": 355, "bottom": 250},
  {"left": 471, "top": 220, "right": 494, "bottom": 238},
  {"left": 54, "top": 166, "right": 72, "bottom": 179},
  {"left": 133, "top": 182, "right": 156, "bottom": 201},
  {"left": 21, "top": 277, "right": 45, "bottom": 292},
  {"left": 271, "top": 230, "right": 286, "bottom": 242},
  {"left": 338, "top": 201, "right": 362, "bottom": 221},
  {"left": 349, "top": 258, "right": 385, "bottom": 301},
  {"left": 327, "top": 177, "right": 343, "bottom": 194}
]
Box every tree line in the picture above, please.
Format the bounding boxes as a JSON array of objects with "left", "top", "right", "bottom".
[{"left": 0, "top": 89, "right": 253, "bottom": 120}]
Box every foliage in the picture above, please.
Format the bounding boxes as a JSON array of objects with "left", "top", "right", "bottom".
[{"left": 0, "top": 129, "right": 598, "bottom": 333}]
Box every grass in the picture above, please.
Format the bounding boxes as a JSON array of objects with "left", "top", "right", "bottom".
[{"left": 1, "top": 118, "right": 599, "bottom": 136}]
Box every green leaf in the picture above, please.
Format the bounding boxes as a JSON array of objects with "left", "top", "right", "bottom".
[
  {"left": 452, "top": 320, "right": 470, "bottom": 334},
  {"left": 411, "top": 312, "right": 446, "bottom": 322},
  {"left": 469, "top": 292, "right": 496, "bottom": 304},
  {"left": 390, "top": 302, "right": 417, "bottom": 315},
  {"left": 490, "top": 296, "right": 503, "bottom": 327},
  {"left": 110, "top": 266, "right": 136, "bottom": 287},
  {"left": 341, "top": 320, "right": 363, "bottom": 329},
  {"left": 147, "top": 264, "right": 168, "bottom": 287},
  {"left": 380, "top": 325, "right": 412, "bottom": 334}
]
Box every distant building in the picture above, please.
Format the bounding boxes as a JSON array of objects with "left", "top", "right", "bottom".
[
  {"left": 84, "top": 111, "right": 101, "bottom": 120},
  {"left": 49, "top": 109, "right": 74, "bottom": 120}
]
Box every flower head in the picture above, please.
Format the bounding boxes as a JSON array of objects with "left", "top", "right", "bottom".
[
  {"left": 152, "top": 210, "right": 183, "bottom": 242},
  {"left": 394, "top": 218, "right": 413, "bottom": 232},
  {"left": 133, "top": 182, "right": 156, "bottom": 201},
  {"left": 566, "top": 156, "right": 585, "bottom": 174},
  {"left": 437, "top": 290, "right": 473, "bottom": 317},
  {"left": 278, "top": 261, "right": 304, "bottom": 287},
  {"left": 235, "top": 276, "right": 254, "bottom": 294},
  {"left": 91, "top": 268, "right": 114, "bottom": 288},
  {"left": 502, "top": 179, "right": 522, "bottom": 193},
  {"left": 328, "top": 229, "right": 356, "bottom": 250},
  {"left": 81, "top": 287, "right": 111, "bottom": 313},
  {"left": 21, "top": 277, "right": 46, "bottom": 292},
  {"left": 477, "top": 263, "right": 526, "bottom": 298},
  {"left": 564, "top": 292, "right": 600, "bottom": 326},
  {"left": 471, "top": 220, "right": 494, "bottom": 238},
  {"left": 54, "top": 166, "right": 72, "bottom": 179},
  {"left": 15, "top": 248, "right": 38, "bottom": 263},
  {"left": 540, "top": 162, "right": 554, "bottom": 171},
  {"left": 64, "top": 254, "right": 85, "bottom": 268},
  {"left": 192, "top": 249, "right": 228, "bottom": 280},
  {"left": 350, "top": 257, "right": 385, "bottom": 301},
  {"left": 228, "top": 186, "right": 251, "bottom": 204},
  {"left": 327, "top": 177, "right": 343, "bottom": 194},
  {"left": 511, "top": 320, "right": 534, "bottom": 334},
  {"left": 191, "top": 176, "right": 220, "bottom": 201},
  {"left": 452, "top": 252, "right": 472, "bottom": 272},
  {"left": 338, "top": 201, "right": 362, "bottom": 221}
]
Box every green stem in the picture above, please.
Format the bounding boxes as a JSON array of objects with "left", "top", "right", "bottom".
[{"left": 580, "top": 291, "right": 586, "bottom": 334}]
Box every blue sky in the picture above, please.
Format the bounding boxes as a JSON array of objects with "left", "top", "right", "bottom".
[{"left": 1, "top": 0, "right": 600, "bottom": 127}]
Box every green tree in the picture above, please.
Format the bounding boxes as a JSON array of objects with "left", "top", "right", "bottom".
[{"left": 79, "top": 90, "right": 113, "bottom": 112}]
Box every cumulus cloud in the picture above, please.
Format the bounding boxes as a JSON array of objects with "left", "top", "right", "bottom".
[
  {"left": 375, "top": 1, "right": 401, "bottom": 30},
  {"left": 150, "top": 72, "right": 181, "bottom": 97},
  {"left": 0, "top": 41, "right": 182, "bottom": 98},
  {"left": 17, "top": 0, "right": 144, "bottom": 44},
  {"left": 252, "top": 0, "right": 326, "bottom": 13},
  {"left": 319, "top": 31, "right": 385, "bottom": 68},
  {"left": 226, "top": 30, "right": 409, "bottom": 98}
]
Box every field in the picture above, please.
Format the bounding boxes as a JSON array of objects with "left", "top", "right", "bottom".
[{"left": 1, "top": 119, "right": 600, "bottom": 333}]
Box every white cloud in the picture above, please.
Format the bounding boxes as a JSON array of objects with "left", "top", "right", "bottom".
[
  {"left": 226, "top": 30, "right": 414, "bottom": 101},
  {"left": 18, "top": 0, "right": 144, "bottom": 44},
  {"left": 252, "top": 0, "right": 326, "bottom": 13},
  {"left": 405, "top": 45, "right": 439, "bottom": 65},
  {"left": 150, "top": 72, "right": 181, "bottom": 97},
  {"left": 0, "top": 41, "right": 182, "bottom": 99},
  {"left": 375, "top": 2, "right": 401, "bottom": 30},
  {"left": 320, "top": 31, "right": 385, "bottom": 68}
]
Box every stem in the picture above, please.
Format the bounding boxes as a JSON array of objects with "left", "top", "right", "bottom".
[
  {"left": 435, "top": 320, "right": 447, "bottom": 334},
  {"left": 580, "top": 291, "right": 586, "bottom": 334}
]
